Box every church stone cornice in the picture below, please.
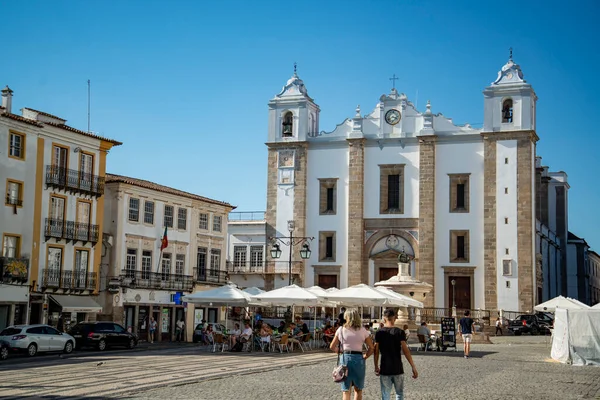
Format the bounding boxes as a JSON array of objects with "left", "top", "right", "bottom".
[{"left": 480, "top": 130, "right": 539, "bottom": 143}]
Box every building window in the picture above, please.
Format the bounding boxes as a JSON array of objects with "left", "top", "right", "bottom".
[
  {"left": 503, "top": 259, "right": 512, "bottom": 276},
  {"left": 161, "top": 253, "right": 172, "bottom": 279},
  {"left": 210, "top": 249, "right": 221, "bottom": 274},
  {"left": 175, "top": 254, "right": 185, "bottom": 276},
  {"left": 2, "top": 234, "right": 20, "bottom": 257},
  {"left": 144, "top": 201, "right": 154, "bottom": 225},
  {"left": 5, "top": 180, "right": 23, "bottom": 207},
  {"left": 128, "top": 198, "right": 139, "bottom": 222},
  {"left": 282, "top": 111, "right": 293, "bottom": 137},
  {"left": 379, "top": 164, "right": 405, "bottom": 214},
  {"left": 250, "top": 246, "right": 263, "bottom": 270},
  {"left": 141, "top": 251, "right": 152, "bottom": 279},
  {"left": 197, "top": 247, "right": 207, "bottom": 278},
  {"left": 8, "top": 132, "right": 25, "bottom": 160},
  {"left": 505, "top": 248, "right": 510, "bottom": 255},
  {"left": 177, "top": 208, "right": 187, "bottom": 230},
  {"left": 126, "top": 249, "right": 137, "bottom": 277},
  {"left": 164, "top": 205, "right": 174, "bottom": 228},
  {"left": 449, "top": 174, "right": 470, "bottom": 213},
  {"left": 319, "top": 231, "right": 336, "bottom": 262},
  {"left": 199, "top": 213, "right": 208, "bottom": 230},
  {"left": 505, "top": 187, "right": 509, "bottom": 194},
  {"left": 506, "top": 281, "right": 511, "bottom": 288},
  {"left": 505, "top": 157, "right": 509, "bottom": 164},
  {"left": 47, "top": 246, "right": 63, "bottom": 270},
  {"left": 319, "top": 178, "right": 338, "bottom": 215},
  {"left": 233, "top": 246, "right": 247, "bottom": 269},
  {"left": 505, "top": 217, "right": 509, "bottom": 224},
  {"left": 502, "top": 99, "right": 513, "bottom": 123},
  {"left": 74, "top": 249, "right": 89, "bottom": 288},
  {"left": 450, "top": 230, "right": 470, "bottom": 263},
  {"left": 213, "top": 215, "right": 222, "bottom": 232}
]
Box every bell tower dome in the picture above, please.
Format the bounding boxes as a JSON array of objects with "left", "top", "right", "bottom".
[
  {"left": 483, "top": 51, "right": 537, "bottom": 133},
  {"left": 267, "top": 64, "right": 320, "bottom": 143}
]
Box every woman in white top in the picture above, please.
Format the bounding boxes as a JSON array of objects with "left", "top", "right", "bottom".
[{"left": 329, "top": 309, "right": 375, "bottom": 400}]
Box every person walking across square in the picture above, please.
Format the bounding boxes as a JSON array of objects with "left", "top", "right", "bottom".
[
  {"left": 374, "top": 308, "right": 418, "bottom": 400},
  {"left": 459, "top": 310, "right": 475, "bottom": 359}
]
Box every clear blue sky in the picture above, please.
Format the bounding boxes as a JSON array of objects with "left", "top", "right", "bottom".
[{"left": 3, "top": 1, "right": 599, "bottom": 249}]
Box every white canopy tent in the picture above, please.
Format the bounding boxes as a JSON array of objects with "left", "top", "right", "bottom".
[
  {"left": 592, "top": 302, "right": 600, "bottom": 309},
  {"left": 242, "top": 287, "right": 265, "bottom": 296},
  {"left": 321, "top": 284, "right": 417, "bottom": 307},
  {"left": 374, "top": 287, "right": 424, "bottom": 308},
  {"left": 534, "top": 295, "right": 590, "bottom": 312},
  {"left": 251, "top": 284, "right": 320, "bottom": 307},
  {"left": 182, "top": 283, "right": 252, "bottom": 330},
  {"left": 551, "top": 307, "right": 600, "bottom": 366}
]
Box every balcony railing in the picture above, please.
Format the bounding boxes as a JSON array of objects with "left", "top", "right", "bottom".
[
  {"left": 226, "top": 261, "right": 265, "bottom": 273},
  {"left": 193, "top": 267, "right": 229, "bottom": 285},
  {"left": 0, "top": 257, "right": 30, "bottom": 284},
  {"left": 228, "top": 211, "right": 265, "bottom": 221},
  {"left": 45, "top": 165, "right": 105, "bottom": 197},
  {"left": 119, "top": 270, "right": 195, "bottom": 292},
  {"left": 42, "top": 268, "right": 97, "bottom": 290},
  {"left": 44, "top": 218, "right": 99, "bottom": 244},
  {"left": 5, "top": 195, "right": 23, "bottom": 207}
]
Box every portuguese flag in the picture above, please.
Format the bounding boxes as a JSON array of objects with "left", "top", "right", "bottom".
[{"left": 160, "top": 226, "right": 168, "bottom": 251}]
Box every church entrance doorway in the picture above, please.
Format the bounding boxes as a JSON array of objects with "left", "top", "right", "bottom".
[
  {"left": 318, "top": 274, "right": 338, "bottom": 289},
  {"left": 448, "top": 276, "right": 471, "bottom": 310}
]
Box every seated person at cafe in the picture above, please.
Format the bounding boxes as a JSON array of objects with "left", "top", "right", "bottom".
[
  {"left": 403, "top": 324, "right": 411, "bottom": 341},
  {"left": 240, "top": 323, "right": 253, "bottom": 342},
  {"left": 260, "top": 323, "right": 273, "bottom": 343},
  {"left": 290, "top": 322, "right": 301, "bottom": 336},
  {"left": 278, "top": 321, "right": 286, "bottom": 334},
  {"left": 230, "top": 323, "right": 241, "bottom": 346},
  {"left": 294, "top": 316, "right": 310, "bottom": 335},
  {"left": 203, "top": 324, "right": 214, "bottom": 345},
  {"left": 323, "top": 323, "right": 336, "bottom": 345},
  {"left": 417, "top": 322, "right": 433, "bottom": 350}
]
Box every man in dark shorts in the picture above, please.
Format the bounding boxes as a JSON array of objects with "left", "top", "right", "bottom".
[
  {"left": 374, "top": 308, "right": 418, "bottom": 399},
  {"left": 459, "top": 310, "right": 475, "bottom": 359}
]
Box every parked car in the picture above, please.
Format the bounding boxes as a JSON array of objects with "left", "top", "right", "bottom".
[
  {"left": 0, "top": 324, "right": 75, "bottom": 356},
  {"left": 68, "top": 322, "right": 138, "bottom": 351},
  {"left": 0, "top": 340, "right": 9, "bottom": 360},
  {"left": 508, "top": 315, "right": 548, "bottom": 335},
  {"left": 192, "top": 323, "right": 226, "bottom": 343}
]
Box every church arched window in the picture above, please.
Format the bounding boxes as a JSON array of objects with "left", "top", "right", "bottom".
[
  {"left": 502, "top": 99, "right": 513, "bottom": 123},
  {"left": 282, "top": 112, "right": 293, "bottom": 137}
]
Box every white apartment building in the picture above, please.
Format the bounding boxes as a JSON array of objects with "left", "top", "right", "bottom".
[
  {"left": 0, "top": 85, "right": 121, "bottom": 331},
  {"left": 588, "top": 250, "right": 600, "bottom": 306},
  {"left": 226, "top": 212, "right": 268, "bottom": 289},
  {"left": 100, "top": 174, "right": 234, "bottom": 342}
]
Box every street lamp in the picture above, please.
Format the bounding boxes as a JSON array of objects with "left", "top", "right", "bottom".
[
  {"left": 451, "top": 279, "right": 456, "bottom": 308},
  {"left": 269, "top": 220, "right": 314, "bottom": 286}
]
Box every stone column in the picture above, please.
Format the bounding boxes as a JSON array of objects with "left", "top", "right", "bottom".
[
  {"left": 158, "top": 307, "right": 164, "bottom": 342},
  {"left": 347, "top": 139, "right": 365, "bottom": 286},
  {"left": 517, "top": 137, "right": 535, "bottom": 312},
  {"left": 417, "top": 135, "right": 437, "bottom": 307},
  {"left": 8, "top": 304, "right": 15, "bottom": 326},
  {"left": 482, "top": 134, "right": 498, "bottom": 311},
  {"left": 171, "top": 306, "right": 177, "bottom": 342},
  {"left": 292, "top": 143, "right": 309, "bottom": 286}
]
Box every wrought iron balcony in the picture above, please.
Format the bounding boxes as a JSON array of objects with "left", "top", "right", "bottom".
[
  {"left": 41, "top": 268, "right": 97, "bottom": 290},
  {"left": 45, "top": 165, "right": 105, "bottom": 197},
  {"left": 0, "top": 257, "right": 29, "bottom": 284},
  {"left": 193, "top": 267, "right": 228, "bottom": 285},
  {"left": 5, "top": 195, "right": 23, "bottom": 207},
  {"left": 226, "top": 260, "right": 265, "bottom": 273},
  {"left": 44, "top": 218, "right": 99, "bottom": 244},
  {"left": 119, "top": 270, "right": 195, "bottom": 292}
]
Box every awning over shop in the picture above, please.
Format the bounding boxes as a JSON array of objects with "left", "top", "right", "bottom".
[{"left": 50, "top": 295, "right": 102, "bottom": 313}]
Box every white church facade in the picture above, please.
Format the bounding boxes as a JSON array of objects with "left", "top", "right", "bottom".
[{"left": 262, "top": 57, "right": 550, "bottom": 314}]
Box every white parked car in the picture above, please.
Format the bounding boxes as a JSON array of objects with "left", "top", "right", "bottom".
[{"left": 0, "top": 324, "right": 76, "bottom": 357}]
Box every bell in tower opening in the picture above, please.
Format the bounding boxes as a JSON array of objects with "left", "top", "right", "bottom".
[
  {"left": 282, "top": 112, "right": 293, "bottom": 137},
  {"left": 502, "top": 99, "right": 513, "bottom": 123}
]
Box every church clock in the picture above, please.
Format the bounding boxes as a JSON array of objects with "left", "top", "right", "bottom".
[{"left": 385, "top": 109, "right": 401, "bottom": 125}]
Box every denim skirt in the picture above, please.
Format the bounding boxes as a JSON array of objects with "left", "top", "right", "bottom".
[{"left": 340, "top": 353, "right": 366, "bottom": 391}]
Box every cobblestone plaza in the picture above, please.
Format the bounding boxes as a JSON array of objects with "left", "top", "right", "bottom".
[{"left": 1, "top": 336, "right": 598, "bottom": 400}]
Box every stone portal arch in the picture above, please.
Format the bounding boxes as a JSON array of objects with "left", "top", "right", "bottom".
[{"left": 364, "top": 229, "right": 419, "bottom": 285}]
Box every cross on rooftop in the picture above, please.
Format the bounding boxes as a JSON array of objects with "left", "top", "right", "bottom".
[{"left": 389, "top": 74, "right": 399, "bottom": 89}]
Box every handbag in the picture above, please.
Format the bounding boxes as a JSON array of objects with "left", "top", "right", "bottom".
[{"left": 332, "top": 328, "right": 348, "bottom": 383}]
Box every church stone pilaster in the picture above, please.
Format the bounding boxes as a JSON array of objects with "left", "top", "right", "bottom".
[
  {"left": 347, "top": 138, "right": 365, "bottom": 286},
  {"left": 418, "top": 135, "right": 436, "bottom": 308}
]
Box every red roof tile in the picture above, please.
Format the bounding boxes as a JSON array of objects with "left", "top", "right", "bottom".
[
  {"left": 105, "top": 173, "right": 236, "bottom": 209},
  {"left": 44, "top": 122, "right": 122, "bottom": 146},
  {"left": 0, "top": 113, "right": 43, "bottom": 127}
]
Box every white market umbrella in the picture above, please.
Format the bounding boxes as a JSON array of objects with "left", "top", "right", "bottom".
[
  {"left": 251, "top": 284, "right": 320, "bottom": 307},
  {"left": 567, "top": 297, "right": 591, "bottom": 309},
  {"left": 534, "top": 295, "right": 589, "bottom": 312},
  {"left": 374, "top": 286, "right": 424, "bottom": 308},
  {"left": 242, "top": 287, "right": 265, "bottom": 296},
  {"left": 592, "top": 303, "right": 600, "bottom": 309},
  {"left": 321, "top": 284, "right": 397, "bottom": 307},
  {"left": 325, "top": 287, "right": 339, "bottom": 293},
  {"left": 182, "top": 283, "right": 252, "bottom": 330}
]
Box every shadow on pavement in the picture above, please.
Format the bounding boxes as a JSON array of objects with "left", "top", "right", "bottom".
[{"left": 411, "top": 350, "right": 498, "bottom": 358}]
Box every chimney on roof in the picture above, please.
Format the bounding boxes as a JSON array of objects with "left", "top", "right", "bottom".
[{"left": 1, "top": 85, "right": 13, "bottom": 114}]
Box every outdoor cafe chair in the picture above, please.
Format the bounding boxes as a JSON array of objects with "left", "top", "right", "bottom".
[
  {"left": 212, "top": 333, "right": 229, "bottom": 353},
  {"left": 416, "top": 334, "right": 430, "bottom": 352},
  {"left": 272, "top": 334, "right": 290, "bottom": 353}
]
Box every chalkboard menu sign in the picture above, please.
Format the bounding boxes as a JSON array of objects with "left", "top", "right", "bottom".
[{"left": 441, "top": 317, "right": 457, "bottom": 351}]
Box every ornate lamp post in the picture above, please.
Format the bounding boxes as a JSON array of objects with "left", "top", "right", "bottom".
[
  {"left": 269, "top": 220, "right": 314, "bottom": 286},
  {"left": 451, "top": 279, "right": 457, "bottom": 318}
]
